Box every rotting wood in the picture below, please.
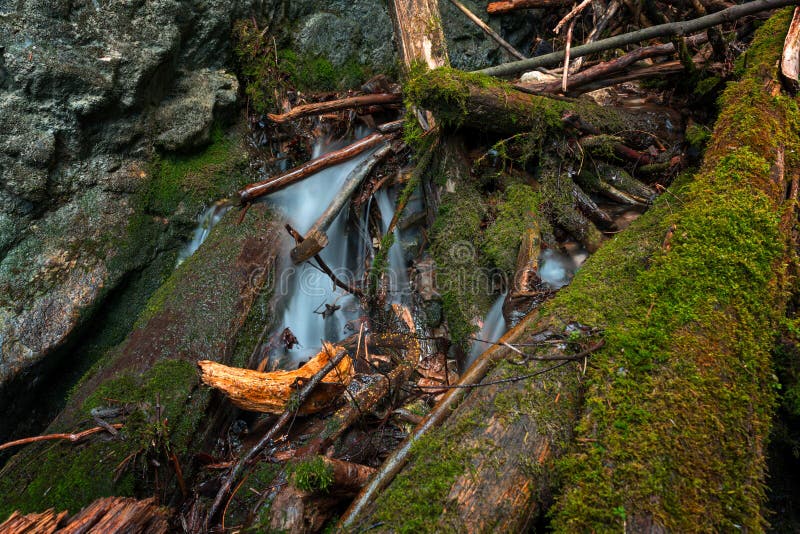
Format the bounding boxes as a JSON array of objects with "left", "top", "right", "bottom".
[
  {"left": 266, "top": 93, "right": 402, "bottom": 124},
  {"left": 206, "top": 347, "right": 351, "bottom": 526},
  {"left": 477, "top": 0, "right": 798, "bottom": 77},
  {"left": 0, "top": 497, "right": 169, "bottom": 534},
  {"left": 238, "top": 132, "right": 389, "bottom": 203},
  {"left": 447, "top": 0, "right": 527, "bottom": 60},
  {"left": 198, "top": 342, "right": 354, "bottom": 415},
  {"left": 781, "top": 6, "right": 800, "bottom": 91},
  {"left": 487, "top": 0, "right": 573, "bottom": 14},
  {"left": 291, "top": 144, "right": 393, "bottom": 263}
]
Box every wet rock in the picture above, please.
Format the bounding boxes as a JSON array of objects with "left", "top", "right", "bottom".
[
  {"left": 0, "top": 0, "right": 261, "bottom": 389},
  {"left": 155, "top": 69, "right": 239, "bottom": 152}
]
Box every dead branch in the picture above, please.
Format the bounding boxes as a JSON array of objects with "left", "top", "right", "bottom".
[
  {"left": 478, "top": 0, "right": 797, "bottom": 77},
  {"left": 238, "top": 133, "right": 389, "bottom": 203},
  {"left": 198, "top": 342, "right": 354, "bottom": 415},
  {"left": 206, "top": 347, "right": 350, "bottom": 526},
  {"left": 0, "top": 424, "right": 123, "bottom": 452},
  {"left": 290, "top": 144, "right": 393, "bottom": 263},
  {"left": 487, "top": 0, "right": 573, "bottom": 14},
  {"left": 285, "top": 224, "right": 366, "bottom": 299},
  {"left": 447, "top": 0, "right": 527, "bottom": 60},
  {"left": 570, "top": 0, "right": 621, "bottom": 71},
  {"left": 554, "top": 0, "right": 593, "bottom": 34},
  {"left": 266, "top": 93, "right": 402, "bottom": 124}
]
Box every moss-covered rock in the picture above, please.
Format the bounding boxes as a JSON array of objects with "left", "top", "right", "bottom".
[{"left": 0, "top": 203, "right": 280, "bottom": 516}]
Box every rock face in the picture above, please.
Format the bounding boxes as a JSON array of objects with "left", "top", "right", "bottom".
[{"left": 0, "top": 0, "right": 259, "bottom": 388}]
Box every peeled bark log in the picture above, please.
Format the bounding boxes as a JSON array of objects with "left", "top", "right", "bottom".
[
  {"left": 267, "top": 94, "right": 402, "bottom": 124},
  {"left": 781, "top": 7, "right": 800, "bottom": 91},
  {"left": 238, "top": 133, "right": 388, "bottom": 203},
  {"left": 198, "top": 343, "right": 354, "bottom": 415},
  {"left": 341, "top": 11, "right": 798, "bottom": 532}
]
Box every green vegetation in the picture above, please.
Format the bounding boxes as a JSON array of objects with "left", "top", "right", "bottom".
[
  {"left": 290, "top": 456, "right": 335, "bottom": 493},
  {"left": 483, "top": 183, "right": 541, "bottom": 275},
  {"left": 233, "top": 20, "right": 372, "bottom": 115}
]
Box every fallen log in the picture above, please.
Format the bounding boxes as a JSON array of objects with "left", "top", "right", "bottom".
[
  {"left": 266, "top": 93, "right": 402, "bottom": 124},
  {"left": 198, "top": 342, "right": 354, "bottom": 415},
  {"left": 290, "top": 143, "right": 393, "bottom": 263},
  {"left": 0, "top": 497, "right": 168, "bottom": 534},
  {"left": 477, "top": 0, "right": 798, "bottom": 77},
  {"left": 781, "top": 6, "right": 800, "bottom": 91},
  {"left": 238, "top": 132, "right": 388, "bottom": 203},
  {"left": 487, "top": 0, "right": 573, "bottom": 14},
  {"left": 340, "top": 10, "right": 798, "bottom": 531},
  {"left": 447, "top": 0, "right": 526, "bottom": 60}
]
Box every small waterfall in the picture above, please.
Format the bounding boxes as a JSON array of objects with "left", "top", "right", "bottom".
[
  {"left": 176, "top": 201, "right": 232, "bottom": 266},
  {"left": 266, "top": 134, "right": 377, "bottom": 366},
  {"left": 539, "top": 249, "right": 577, "bottom": 289},
  {"left": 375, "top": 187, "right": 410, "bottom": 304},
  {"left": 467, "top": 292, "right": 508, "bottom": 365}
]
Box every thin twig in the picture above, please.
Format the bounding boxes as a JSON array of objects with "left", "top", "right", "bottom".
[
  {"left": 562, "top": 18, "right": 577, "bottom": 91},
  {"left": 554, "top": 0, "right": 593, "bottom": 34},
  {"left": 0, "top": 424, "right": 123, "bottom": 452}
]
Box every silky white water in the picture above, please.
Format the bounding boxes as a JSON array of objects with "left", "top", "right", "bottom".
[
  {"left": 467, "top": 292, "right": 508, "bottom": 366},
  {"left": 175, "top": 201, "right": 232, "bottom": 267}
]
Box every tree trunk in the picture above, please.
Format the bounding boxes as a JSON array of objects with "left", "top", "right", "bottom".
[
  {"left": 340, "top": 10, "right": 798, "bottom": 532},
  {"left": 0, "top": 204, "right": 281, "bottom": 517}
]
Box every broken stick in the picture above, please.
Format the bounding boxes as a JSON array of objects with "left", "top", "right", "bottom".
[
  {"left": 291, "top": 143, "right": 393, "bottom": 263},
  {"left": 266, "top": 93, "right": 402, "bottom": 124},
  {"left": 238, "top": 132, "right": 389, "bottom": 203},
  {"left": 487, "top": 0, "right": 573, "bottom": 14}
]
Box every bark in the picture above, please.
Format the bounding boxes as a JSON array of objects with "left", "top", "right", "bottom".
[
  {"left": 198, "top": 343, "right": 354, "bottom": 415},
  {"left": 389, "top": 0, "right": 449, "bottom": 70},
  {"left": 340, "top": 12, "right": 798, "bottom": 532},
  {"left": 238, "top": 133, "right": 389, "bottom": 203}
]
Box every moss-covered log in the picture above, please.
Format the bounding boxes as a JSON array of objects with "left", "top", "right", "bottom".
[
  {"left": 0, "top": 204, "right": 280, "bottom": 517},
  {"left": 343, "top": 10, "right": 799, "bottom": 532},
  {"left": 404, "top": 67, "right": 680, "bottom": 144}
]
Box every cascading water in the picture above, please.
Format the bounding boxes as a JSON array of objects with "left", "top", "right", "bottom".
[
  {"left": 538, "top": 249, "right": 577, "bottom": 289},
  {"left": 175, "top": 201, "right": 232, "bottom": 266},
  {"left": 375, "top": 187, "right": 410, "bottom": 305},
  {"left": 467, "top": 292, "right": 508, "bottom": 366},
  {"left": 264, "top": 134, "right": 380, "bottom": 366}
]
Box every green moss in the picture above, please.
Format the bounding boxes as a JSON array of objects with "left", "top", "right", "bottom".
[
  {"left": 547, "top": 10, "right": 797, "bottom": 532},
  {"left": 290, "top": 456, "right": 335, "bottom": 493},
  {"left": 483, "top": 183, "right": 541, "bottom": 275},
  {"left": 429, "top": 184, "right": 491, "bottom": 348}
]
